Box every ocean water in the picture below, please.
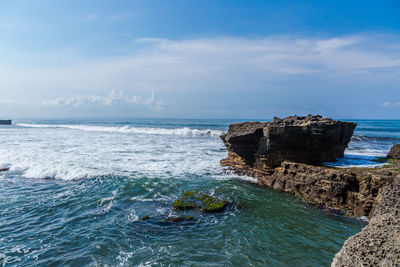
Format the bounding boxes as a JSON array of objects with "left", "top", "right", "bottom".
[{"left": 0, "top": 118, "right": 397, "bottom": 266}]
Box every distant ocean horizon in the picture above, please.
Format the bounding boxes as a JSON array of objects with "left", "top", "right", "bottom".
[{"left": 1, "top": 118, "right": 398, "bottom": 266}]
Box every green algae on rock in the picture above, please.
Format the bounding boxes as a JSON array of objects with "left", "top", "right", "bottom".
[{"left": 173, "top": 191, "right": 227, "bottom": 212}]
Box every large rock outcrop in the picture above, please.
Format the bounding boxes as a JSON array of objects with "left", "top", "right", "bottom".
[
  {"left": 220, "top": 116, "right": 400, "bottom": 266},
  {"left": 221, "top": 115, "right": 356, "bottom": 168}
]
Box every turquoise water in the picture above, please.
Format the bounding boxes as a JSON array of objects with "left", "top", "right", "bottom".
[{"left": 1, "top": 118, "right": 397, "bottom": 266}]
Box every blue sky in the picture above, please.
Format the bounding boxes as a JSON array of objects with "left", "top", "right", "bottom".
[{"left": 1, "top": 0, "right": 400, "bottom": 119}]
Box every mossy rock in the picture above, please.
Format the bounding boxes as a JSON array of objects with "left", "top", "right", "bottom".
[{"left": 173, "top": 191, "right": 227, "bottom": 212}]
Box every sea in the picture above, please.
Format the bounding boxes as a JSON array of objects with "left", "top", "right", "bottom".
[{"left": 0, "top": 118, "right": 398, "bottom": 266}]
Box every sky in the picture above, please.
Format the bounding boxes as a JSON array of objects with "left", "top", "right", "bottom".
[{"left": 0, "top": 0, "right": 400, "bottom": 119}]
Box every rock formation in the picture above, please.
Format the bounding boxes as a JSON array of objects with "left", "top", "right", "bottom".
[
  {"left": 220, "top": 116, "right": 400, "bottom": 266},
  {"left": 221, "top": 115, "right": 356, "bottom": 168},
  {"left": 388, "top": 144, "right": 400, "bottom": 160}
]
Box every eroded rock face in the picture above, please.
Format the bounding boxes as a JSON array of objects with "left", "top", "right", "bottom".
[
  {"left": 221, "top": 115, "right": 356, "bottom": 168},
  {"left": 388, "top": 144, "right": 400, "bottom": 159},
  {"left": 228, "top": 160, "right": 395, "bottom": 218},
  {"left": 332, "top": 176, "right": 400, "bottom": 266}
]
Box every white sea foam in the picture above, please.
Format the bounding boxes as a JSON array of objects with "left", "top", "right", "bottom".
[
  {"left": 1, "top": 122, "right": 393, "bottom": 180},
  {"left": 0, "top": 123, "right": 229, "bottom": 180},
  {"left": 345, "top": 148, "right": 388, "bottom": 157},
  {"left": 16, "top": 123, "right": 225, "bottom": 137}
]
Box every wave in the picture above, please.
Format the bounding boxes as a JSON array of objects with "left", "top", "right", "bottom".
[
  {"left": 356, "top": 127, "right": 400, "bottom": 132},
  {"left": 351, "top": 135, "right": 399, "bottom": 142},
  {"left": 323, "top": 154, "right": 388, "bottom": 168},
  {"left": 16, "top": 123, "right": 226, "bottom": 137}
]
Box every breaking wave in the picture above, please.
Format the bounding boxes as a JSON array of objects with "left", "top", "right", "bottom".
[{"left": 16, "top": 123, "right": 226, "bottom": 137}]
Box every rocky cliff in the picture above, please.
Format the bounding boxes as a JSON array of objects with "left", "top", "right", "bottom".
[{"left": 221, "top": 115, "right": 356, "bottom": 168}]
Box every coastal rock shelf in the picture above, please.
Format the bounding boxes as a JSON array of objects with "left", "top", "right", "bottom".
[{"left": 220, "top": 115, "right": 400, "bottom": 265}]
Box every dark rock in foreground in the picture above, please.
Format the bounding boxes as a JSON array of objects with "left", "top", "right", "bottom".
[
  {"left": 388, "top": 144, "right": 400, "bottom": 159},
  {"left": 0, "top": 167, "right": 9, "bottom": 172},
  {"left": 173, "top": 191, "right": 227, "bottom": 212},
  {"left": 221, "top": 115, "right": 356, "bottom": 168},
  {"left": 332, "top": 176, "right": 400, "bottom": 266}
]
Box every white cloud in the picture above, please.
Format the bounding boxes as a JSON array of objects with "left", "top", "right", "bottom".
[
  {"left": 1, "top": 34, "right": 400, "bottom": 117},
  {"left": 42, "top": 89, "right": 164, "bottom": 111},
  {"left": 3, "top": 34, "right": 397, "bottom": 96},
  {"left": 382, "top": 101, "right": 391, "bottom": 107}
]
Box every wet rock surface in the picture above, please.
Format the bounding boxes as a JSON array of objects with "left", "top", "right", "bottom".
[
  {"left": 221, "top": 115, "right": 356, "bottom": 168},
  {"left": 227, "top": 160, "right": 397, "bottom": 218}
]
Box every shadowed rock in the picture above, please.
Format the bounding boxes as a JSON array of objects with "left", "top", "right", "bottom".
[{"left": 388, "top": 144, "right": 400, "bottom": 159}]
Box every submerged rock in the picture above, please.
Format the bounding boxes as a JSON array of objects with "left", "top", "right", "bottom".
[
  {"left": 161, "top": 216, "right": 195, "bottom": 223},
  {"left": 139, "top": 215, "right": 196, "bottom": 225},
  {"left": 173, "top": 191, "right": 227, "bottom": 212},
  {"left": 221, "top": 115, "right": 356, "bottom": 168},
  {"left": 388, "top": 144, "right": 400, "bottom": 159},
  {"left": 140, "top": 215, "right": 151, "bottom": 221}
]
